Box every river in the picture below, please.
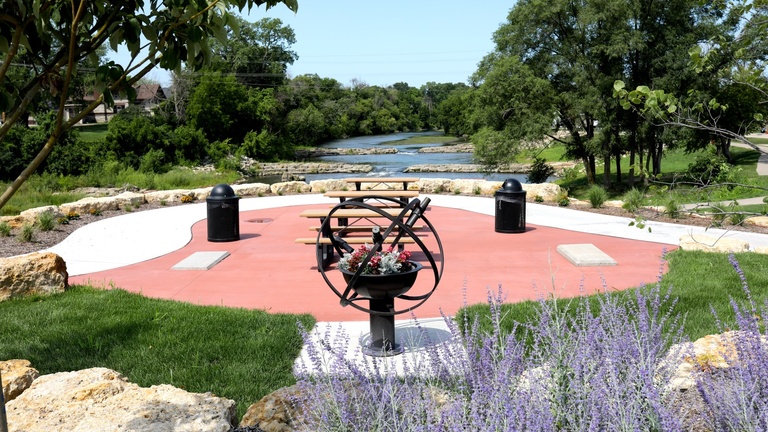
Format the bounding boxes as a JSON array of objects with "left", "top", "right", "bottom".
[{"left": 302, "top": 131, "right": 529, "bottom": 183}]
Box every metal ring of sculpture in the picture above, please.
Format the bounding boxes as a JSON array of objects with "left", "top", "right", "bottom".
[{"left": 316, "top": 196, "right": 443, "bottom": 317}]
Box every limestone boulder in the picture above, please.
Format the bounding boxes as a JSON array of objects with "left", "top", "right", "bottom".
[
  {"left": 744, "top": 216, "right": 768, "bottom": 228},
  {"left": 449, "top": 179, "right": 505, "bottom": 195},
  {"left": 191, "top": 187, "right": 215, "bottom": 200},
  {"left": 59, "top": 196, "right": 121, "bottom": 214},
  {"left": 270, "top": 181, "right": 311, "bottom": 195},
  {"left": 0, "top": 252, "right": 68, "bottom": 301},
  {"left": 111, "top": 191, "right": 147, "bottom": 208},
  {"left": 678, "top": 233, "right": 750, "bottom": 253},
  {"left": 232, "top": 183, "right": 270, "bottom": 197},
  {"left": 20, "top": 205, "right": 63, "bottom": 222},
  {"left": 58, "top": 192, "right": 145, "bottom": 214},
  {"left": 522, "top": 183, "right": 563, "bottom": 203},
  {"left": 662, "top": 332, "right": 768, "bottom": 430},
  {"left": 416, "top": 178, "right": 452, "bottom": 194},
  {"left": 144, "top": 189, "right": 195, "bottom": 204},
  {"left": 6, "top": 367, "right": 237, "bottom": 432},
  {"left": 753, "top": 246, "right": 768, "bottom": 254},
  {"left": 0, "top": 215, "right": 29, "bottom": 229},
  {"left": 1, "top": 359, "right": 39, "bottom": 402},
  {"left": 240, "top": 384, "right": 309, "bottom": 432},
  {"left": 309, "top": 179, "right": 349, "bottom": 193}
]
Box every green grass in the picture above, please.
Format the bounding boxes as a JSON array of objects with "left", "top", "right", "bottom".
[
  {"left": 0, "top": 286, "right": 315, "bottom": 418},
  {"left": 458, "top": 250, "right": 768, "bottom": 343},
  {"left": 73, "top": 123, "right": 109, "bottom": 142},
  {"left": 557, "top": 146, "right": 768, "bottom": 204},
  {"left": 380, "top": 135, "right": 461, "bottom": 145},
  {"left": 1, "top": 167, "right": 241, "bottom": 215},
  {"left": 747, "top": 137, "right": 768, "bottom": 145}
]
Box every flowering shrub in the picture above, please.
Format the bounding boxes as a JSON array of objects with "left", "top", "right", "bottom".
[
  {"left": 337, "top": 244, "right": 412, "bottom": 275},
  {"left": 295, "top": 255, "right": 768, "bottom": 431}
]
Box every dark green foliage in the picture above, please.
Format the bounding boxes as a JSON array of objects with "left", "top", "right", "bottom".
[
  {"left": 527, "top": 157, "right": 556, "bottom": 183},
  {"left": 686, "top": 149, "right": 734, "bottom": 186}
]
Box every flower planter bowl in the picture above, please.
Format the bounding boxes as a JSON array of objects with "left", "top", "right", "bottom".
[{"left": 339, "top": 262, "right": 422, "bottom": 300}]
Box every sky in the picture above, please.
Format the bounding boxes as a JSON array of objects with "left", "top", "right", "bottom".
[{"left": 119, "top": 1, "right": 513, "bottom": 88}]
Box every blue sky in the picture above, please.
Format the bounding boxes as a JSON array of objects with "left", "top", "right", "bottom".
[{"left": 123, "top": 1, "right": 513, "bottom": 88}]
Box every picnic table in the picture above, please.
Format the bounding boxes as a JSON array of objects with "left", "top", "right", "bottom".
[
  {"left": 297, "top": 203, "right": 427, "bottom": 270},
  {"left": 343, "top": 177, "right": 420, "bottom": 191}
]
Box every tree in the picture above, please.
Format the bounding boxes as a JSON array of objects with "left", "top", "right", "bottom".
[
  {"left": 472, "top": 0, "right": 716, "bottom": 185},
  {"left": 614, "top": 0, "right": 768, "bottom": 162},
  {"left": 0, "top": 0, "right": 298, "bottom": 211},
  {"left": 207, "top": 16, "right": 298, "bottom": 88}
]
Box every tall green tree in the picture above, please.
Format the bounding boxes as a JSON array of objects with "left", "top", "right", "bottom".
[
  {"left": 208, "top": 16, "right": 298, "bottom": 88},
  {"left": 615, "top": 0, "right": 768, "bottom": 163},
  {"left": 473, "top": 0, "right": 716, "bottom": 185},
  {"left": 0, "top": 0, "right": 298, "bottom": 211}
]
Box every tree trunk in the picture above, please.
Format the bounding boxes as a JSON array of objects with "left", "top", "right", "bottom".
[
  {"left": 721, "top": 137, "right": 732, "bottom": 163},
  {"left": 603, "top": 153, "right": 611, "bottom": 188}
]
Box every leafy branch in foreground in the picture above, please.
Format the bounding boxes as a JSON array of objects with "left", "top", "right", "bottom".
[{"left": 0, "top": 0, "right": 298, "bottom": 211}]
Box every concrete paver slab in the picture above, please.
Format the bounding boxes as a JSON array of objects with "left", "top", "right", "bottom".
[
  {"left": 172, "top": 251, "right": 230, "bottom": 270},
  {"left": 557, "top": 243, "right": 617, "bottom": 267}
]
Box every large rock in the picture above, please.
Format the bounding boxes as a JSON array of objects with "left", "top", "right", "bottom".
[
  {"left": 449, "top": 179, "right": 499, "bottom": 195},
  {"left": 662, "top": 331, "right": 768, "bottom": 431},
  {"left": 309, "top": 179, "right": 349, "bottom": 193},
  {"left": 232, "top": 183, "right": 271, "bottom": 197},
  {"left": 744, "top": 216, "right": 768, "bottom": 228},
  {"left": 1, "top": 359, "right": 39, "bottom": 402},
  {"left": 20, "top": 205, "right": 63, "bottom": 222},
  {"left": 270, "top": 181, "right": 311, "bottom": 195},
  {"left": 522, "top": 183, "right": 563, "bottom": 203},
  {"left": 6, "top": 367, "right": 237, "bottom": 432},
  {"left": 416, "top": 178, "right": 453, "bottom": 194},
  {"left": 678, "top": 233, "right": 750, "bottom": 253},
  {"left": 0, "top": 252, "right": 68, "bottom": 301},
  {"left": 240, "top": 384, "right": 309, "bottom": 432},
  {"left": 59, "top": 192, "right": 145, "bottom": 214},
  {"left": 144, "top": 189, "right": 196, "bottom": 204}
]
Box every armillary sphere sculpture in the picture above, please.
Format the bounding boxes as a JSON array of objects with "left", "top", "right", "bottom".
[{"left": 317, "top": 196, "right": 444, "bottom": 356}]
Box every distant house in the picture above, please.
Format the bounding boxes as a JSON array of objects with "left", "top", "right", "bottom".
[{"left": 65, "top": 84, "right": 168, "bottom": 124}]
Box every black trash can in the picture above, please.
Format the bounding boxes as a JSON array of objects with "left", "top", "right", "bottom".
[
  {"left": 207, "top": 184, "right": 240, "bottom": 242},
  {"left": 495, "top": 178, "right": 527, "bottom": 233}
]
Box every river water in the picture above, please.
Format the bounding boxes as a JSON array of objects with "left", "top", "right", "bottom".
[{"left": 302, "top": 131, "right": 528, "bottom": 183}]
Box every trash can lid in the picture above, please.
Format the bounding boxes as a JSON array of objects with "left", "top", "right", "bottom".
[
  {"left": 501, "top": 178, "right": 523, "bottom": 192},
  {"left": 209, "top": 183, "right": 238, "bottom": 199}
]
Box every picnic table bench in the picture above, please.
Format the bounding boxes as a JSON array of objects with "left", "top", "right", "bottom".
[{"left": 297, "top": 206, "right": 426, "bottom": 270}]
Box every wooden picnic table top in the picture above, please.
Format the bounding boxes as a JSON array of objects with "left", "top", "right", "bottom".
[
  {"left": 299, "top": 208, "right": 413, "bottom": 219},
  {"left": 343, "top": 177, "right": 420, "bottom": 183},
  {"left": 323, "top": 190, "right": 420, "bottom": 198},
  {"left": 343, "top": 177, "right": 420, "bottom": 191}
]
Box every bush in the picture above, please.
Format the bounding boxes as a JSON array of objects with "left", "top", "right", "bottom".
[
  {"left": 527, "top": 157, "right": 556, "bottom": 184},
  {"left": 36, "top": 211, "right": 56, "bottom": 231},
  {"left": 665, "top": 198, "right": 681, "bottom": 219},
  {"left": 621, "top": 188, "right": 645, "bottom": 212},
  {"left": 295, "top": 256, "right": 768, "bottom": 430},
  {"left": 686, "top": 147, "right": 735, "bottom": 186},
  {"left": 587, "top": 185, "right": 608, "bottom": 208},
  {"left": 556, "top": 189, "right": 570, "bottom": 206},
  {"left": 0, "top": 221, "right": 10, "bottom": 237},
  {"left": 18, "top": 223, "right": 35, "bottom": 243}
]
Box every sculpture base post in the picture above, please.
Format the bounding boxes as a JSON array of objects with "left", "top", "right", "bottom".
[{"left": 363, "top": 298, "right": 404, "bottom": 357}]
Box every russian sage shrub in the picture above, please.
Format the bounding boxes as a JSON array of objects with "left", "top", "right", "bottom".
[
  {"left": 296, "top": 279, "right": 686, "bottom": 431},
  {"left": 294, "top": 257, "right": 766, "bottom": 431},
  {"left": 692, "top": 255, "right": 768, "bottom": 431}
]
